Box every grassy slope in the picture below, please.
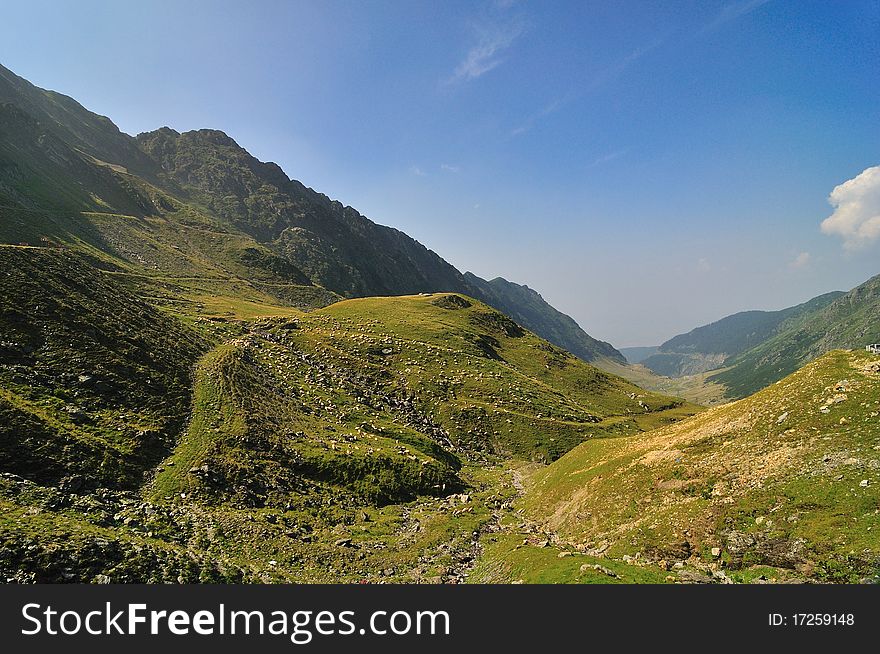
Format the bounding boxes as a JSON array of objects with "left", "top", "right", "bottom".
[
  {"left": 1, "top": 271, "right": 700, "bottom": 582},
  {"left": 149, "top": 293, "right": 697, "bottom": 503},
  {"left": 0, "top": 246, "right": 207, "bottom": 488},
  {"left": 524, "top": 350, "right": 880, "bottom": 582}
]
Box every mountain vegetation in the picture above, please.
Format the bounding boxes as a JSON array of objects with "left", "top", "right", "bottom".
[
  {"left": 641, "top": 292, "right": 844, "bottom": 378},
  {"left": 711, "top": 275, "right": 880, "bottom": 398},
  {"left": 0, "top": 248, "right": 696, "bottom": 581},
  {"left": 1, "top": 61, "right": 877, "bottom": 584},
  {"left": 522, "top": 350, "right": 880, "bottom": 583}
]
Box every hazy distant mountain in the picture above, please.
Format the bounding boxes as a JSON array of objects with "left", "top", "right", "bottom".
[
  {"left": 710, "top": 275, "right": 880, "bottom": 397},
  {"left": 619, "top": 346, "right": 659, "bottom": 364},
  {"left": 641, "top": 291, "right": 844, "bottom": 377}
]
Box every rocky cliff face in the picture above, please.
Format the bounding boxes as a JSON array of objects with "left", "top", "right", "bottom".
[{"left": 137, "top": 127, "right": 474, "bottom": 298}]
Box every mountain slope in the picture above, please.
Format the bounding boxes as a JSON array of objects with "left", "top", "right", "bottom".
[
  {"left": 0, "top": 63, "right": 157, "bottom": 176},
  {"left": 711, "top": 275, "right": 880, "bottom": 398},
  {"left": 0, "top": 94, "right": 338, "bottom": 316},
  {"left": 523, "top": 349, "right": 880, "bottom": 582},
  {"left": 641, "top": 291, "right": 844, "bottom": 378},
  {"left": 0, "top": 59, "right": 619, "bottom": 366},
  {"left": 133, "top": 127, "right": 626, "bottom": 362},
  {"left": 151, "top": 292, "right": 690, "bottom": 510},
  {"left": 463, "top": 274, "right": 625, "bottom": 363},
  {"left": 0, "top": 247, "right": 699, "bottom": 581},
  {"left": 0, "top": 246, "right": 208, "bottom": 489},
  {"left": 136, "top": 127, "right": 475, "bottom": 298}
]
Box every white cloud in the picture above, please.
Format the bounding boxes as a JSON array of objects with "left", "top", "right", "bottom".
[
  {"left": 410, "top": 166, "right": 426, "bottom": 177},
  {"left": 789, "top": 251, "right": 811, "bottom": 269},
  {"left": 446, "top": 19, "right": 524, "bottom": 85},
  {"left": 440, "top": 163, "right": 460, "bottom": 173},
  {"left": 820, "top": 165, "right": 880, "bottom": 250}
]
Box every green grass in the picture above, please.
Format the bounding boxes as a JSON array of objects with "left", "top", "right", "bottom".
[
  {"left": 522, "top": 350, "right": 880, "bottom": 582},
  {"left": 0, "top": 246, "right": 208, "bottom": 488},
  {"left": 470, "top": 534, "right": 672, "bottom": 584}
]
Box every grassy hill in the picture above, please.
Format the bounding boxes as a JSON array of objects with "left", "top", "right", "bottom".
[
  {"left": 0, "top": 246, "right": 208, "bottom": 489},
  {"left": 149, "top": 292, "right": 693, "bottom": 507},
  {"left": 0, "top": 246, "right": 698, "bottom": 582},
  {"left": 711, "top": 276, "right": 880, "bottom": 398},
  {"left": 523, "top": 349, "right": 880, "bottom": 582}
]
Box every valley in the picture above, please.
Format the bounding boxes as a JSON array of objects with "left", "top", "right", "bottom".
[{"left": 1, "top": 60, "right": 878, "bottom": 585}]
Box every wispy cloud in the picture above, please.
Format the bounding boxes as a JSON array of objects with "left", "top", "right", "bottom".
[
  {"left": 821, "top": 165, "right": 880, "bottom": 250},
  {"left": 591, "top": 148, "right": 629, "bottom": 167},
  {"left": 445, "top": 9, "right": 525, "bottom": 85},
  {"left": 510, "top": 36, "right": 664, "bottom": 137},
  {"left": 511, "top": 97, "right": 564, "bottom": 136},
  {"left": 440, "top": 163, "right": 460, "bottom": 173},
  {"left": 410, "top": 166, "right": 427, "bottom": 177},
  {"left": 789, "top": 251, "right": 811, "bottom": 269},
  {"left": 586, "top": 38, "right": 666, "bottom": 91},
  {"left": 700, "top": 0, "right": 772, "bottom": 34}
]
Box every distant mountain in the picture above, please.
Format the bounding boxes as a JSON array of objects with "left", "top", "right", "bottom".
[
  {"left": 710, "top": 274, "right": 880, "bottom": 398},
  {"left": 0, "top": 61, "right": 616, "bottom": 362},
  {"left": 619, "top": 346, "right": 659, "bottom": 364},
  {"left": 463, "top": 274, "right": 626, "bottom": 364},
  {"left": 641, "top": 291, "right": 844, "bottom": 377}
]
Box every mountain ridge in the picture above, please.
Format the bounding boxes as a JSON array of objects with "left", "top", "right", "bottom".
[
  {"left": 641, "top": 291, "right": 845, "bottom": 378},
  {"left": 0, "top": 61, "right": 622, "bottom": 363},
  {"left": 710, "top": 274, "right": 880, "bottom": 397}
]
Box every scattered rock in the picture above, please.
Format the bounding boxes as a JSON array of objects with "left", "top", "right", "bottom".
[
  {"left": 581, "top": 563, "right": 618, "bottom": 578},
  {"left": 676, "top": 570, "right": 713, "bottom": 584}
]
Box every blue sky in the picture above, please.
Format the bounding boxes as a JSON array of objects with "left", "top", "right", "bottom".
[{"left": 2, "top": 0, "right": 878, "bottom": 345}]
